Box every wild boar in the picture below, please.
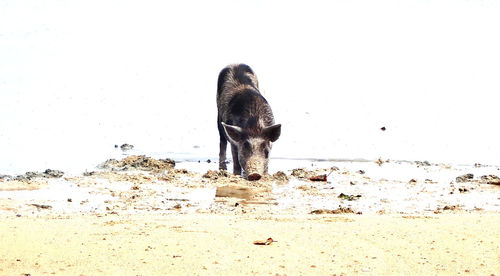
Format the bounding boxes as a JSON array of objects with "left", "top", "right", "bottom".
[{"left": 217, "top": 64, "right": 281, "bottom": 181}]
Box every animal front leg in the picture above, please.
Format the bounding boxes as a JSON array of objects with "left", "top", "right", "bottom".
[
  {"left": 217, "top": 119, "right": 228, "bottom": 171},
  {"left": 231, "top": 144, "right": 241, "bottom": 176}
]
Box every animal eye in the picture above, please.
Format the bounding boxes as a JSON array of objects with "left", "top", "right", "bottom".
[
  {"left": 243, "top": 141, "right": 251, "bottom": 150},
  {"left": 260, "top": 142, "right": 267, "bottom": 151},
  {"left": 261, "top": 143, "right": 269, "bottom": 157}
]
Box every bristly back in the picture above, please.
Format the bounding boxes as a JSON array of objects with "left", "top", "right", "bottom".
[
  {"left": 227, "top": 89, "right": 275, "bottom": 136},
  {"left": 228, "top": 89, "right": 266, "bottom": 117},
  {"left": 217, "top": 64, "right": 259, "bottom": 97},
  {"left": 217, "top": 66, "right": 232, "bottom": 95},
  {"left": 232, "top": 64, "right": 258, "bottom": 89},
  {"left": 217, "top": 64, "right": 274, "bottom": 134}
]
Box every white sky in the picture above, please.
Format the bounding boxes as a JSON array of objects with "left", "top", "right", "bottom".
[{"left": 1, "top": 0, "right": 499, "bottom": 173}]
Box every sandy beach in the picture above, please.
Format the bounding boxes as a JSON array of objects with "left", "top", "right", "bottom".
[
  {"left": 1, "top": 155, "right": 499, "bottom": 275},
  {"left": 1, "top": 213, "right": 499, "bottom": 275},
  {"left": 2, "top": 0, "right": 500, "bottom": 274}
]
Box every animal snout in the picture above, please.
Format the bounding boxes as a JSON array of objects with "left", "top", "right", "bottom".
[{"left": 247, "top": 173, "right": 262, "bottom": 181}]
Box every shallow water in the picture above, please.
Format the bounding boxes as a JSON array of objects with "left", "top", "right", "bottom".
[
  {"left": 2, "top": 154, "right": 499, "bottom": 217},
  {"left": 2, "top": 1, "right": 500, "bottom": 176}
]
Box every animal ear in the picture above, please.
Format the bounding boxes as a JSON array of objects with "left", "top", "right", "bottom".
[
  {"left": 222, "top": 122, "right": 244, "bottom": 143},
  {"left": 263, "top": 124, "right": 281, "bottom": 142}
]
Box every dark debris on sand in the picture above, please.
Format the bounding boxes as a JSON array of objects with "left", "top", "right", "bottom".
[
  {"left": 203, "top": 170, "right": 229, "bottom": 179},
  {"left": 12, "top": 169, "right": 64, "bottom": 181},
  {"left": 99, "top": 155, "right": 175, "bottom": 172},
  {"left": 481, "top": 174, "right": 500, "bottom": 185},
  {"left": 291, "top": 167, "right": 338, "bottom": 181},
  {"left": 456, "top": 173, "right": 474, "bottom": 183},
  {"left": 272, "top": 171, "right": 289, "bottom": 182},
  {"left": 310, "top": 207, "right": 357, "bottom": 215}
]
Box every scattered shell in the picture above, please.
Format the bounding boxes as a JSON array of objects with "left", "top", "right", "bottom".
[
  {"left": 309, "top": 174, "right": 327, "bottom": 182},
  {"left": 253, "top": 237, "right": 276, "bottom": 245}
]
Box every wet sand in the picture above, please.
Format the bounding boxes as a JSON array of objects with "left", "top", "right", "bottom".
[{"left": 1, "top": 155, "right": 499, "bottom": 275}]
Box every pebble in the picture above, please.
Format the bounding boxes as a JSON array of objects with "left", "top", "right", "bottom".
[{"left": 120, "top": 144, "right": 134, "bottom": 151}]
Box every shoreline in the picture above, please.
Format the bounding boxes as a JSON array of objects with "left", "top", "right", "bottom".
[
  {"left": 1, "top": 155, "right": 499, "bottom": 217},
  {"left": 1, "top": 155, "right": 499, "bottom": 275}
]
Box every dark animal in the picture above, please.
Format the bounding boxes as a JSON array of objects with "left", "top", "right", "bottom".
[{"left": 217, "top": 64, "right": 281, "bottom": 181}]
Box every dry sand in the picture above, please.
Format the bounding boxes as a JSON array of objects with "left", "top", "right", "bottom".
[
  {"left": 1, "top": 155, "right": 499, "bottom": 275},
  {"left": 1, "top": 214, "right": 499, "bottom": 275}
]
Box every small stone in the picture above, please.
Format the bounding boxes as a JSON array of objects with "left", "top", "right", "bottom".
[
  {"left": 458, "top": 187, "right": 469, "bottom": 193},
  {"left": 120, "top": 144, "right": 134, "bottom": 151}
]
